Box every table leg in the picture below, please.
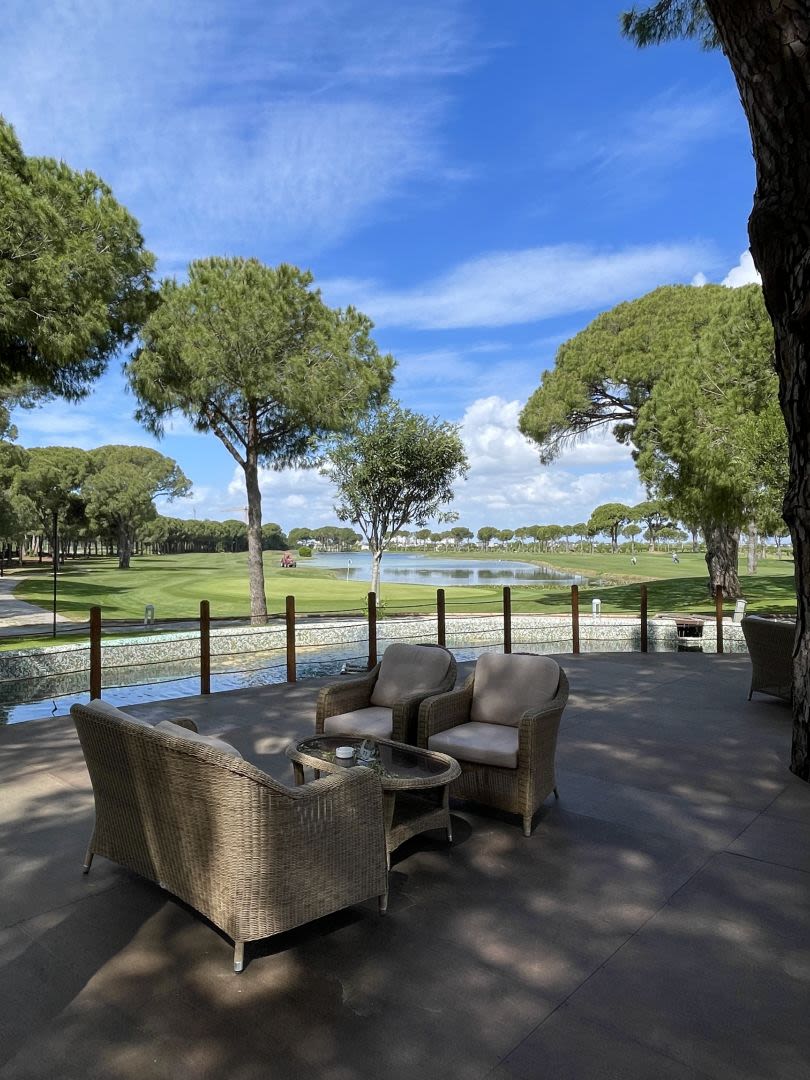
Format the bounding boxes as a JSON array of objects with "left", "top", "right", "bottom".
[
  {"left": 292, "top": 761, "right": 305, "bottom": 786},
  {"left": 383, "top": 791, "right": 396, "bottom": 870},
  {"left": 442, "top": 784, "right": 453, "bottom": 844}
]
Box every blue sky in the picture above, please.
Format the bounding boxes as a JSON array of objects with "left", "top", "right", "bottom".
[{"left": 3, "top": 1, "right": 759, "bottom": 532}]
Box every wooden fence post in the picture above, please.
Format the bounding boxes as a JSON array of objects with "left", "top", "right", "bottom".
[
  {"left": 367, "top": 591, "right": 378, "bottom": 669},
  {"left": 715, "top": 586, "right": 724, "bottom": 654},
  {"left": 503, "top": 586, "right": 512, "bottom": 654},
  {"left": 571, "top": 585, "right": 580, "bottom": 655},
  {"left": 200, "top": 600, "right": 211, "bottom": 695},
  {"left": 436, "top": 588, "right": 446, "bottom": 648},
  {"left": 640, "top": 584, "right": 648, "bottom": 654},
  {"left": 89, "top": 606, "right": 102, "bottom": 699},
  {"left": 286, "top": 595, "right": 297, "bottom": 683}
]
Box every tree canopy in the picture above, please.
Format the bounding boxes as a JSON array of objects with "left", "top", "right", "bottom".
[
  {"left": 12, "top": 446, "right": 90, "bottom": 565},
  {"left": 520, "top": 284, "right": 785, "bottom": 596},
  {"left": 325, "top": 403, "right": 468, "bottom": 596},
  {"left": 588, "top": 503, "right": 632, "bottom": 553},
  {"left": 84, "top": 446, "right": 191, "bottom": 568},
  {"left": 127, "top": 257, "right": 395, "bottom": 618},
  {"left": 622, "top": 0, "right": 810, "bottom": 783},
  {"left": 631, "top": 499, "right": 673, "bottom": 551},
  {"left": 0, "top": 116, "right": 155, "bottom": 400},
  {"left": 621, "top": 2, "right": 717, "bottom": 49}
]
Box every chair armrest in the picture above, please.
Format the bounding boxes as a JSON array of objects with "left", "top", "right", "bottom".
[
  {"left": 417, "top": 675, "right": 475, "bottom": 746},
  {"left": 281, "top": 768, "right": 387, "bottom": 881},
  {"left": 517, "top": 669, "right": 570, "bottom": 760},
  {"left": 316, "top": 664, "right": 381, "bottom": 731},
  {"left": 390, "top": 689, "right": 446, "bottom": 744}
]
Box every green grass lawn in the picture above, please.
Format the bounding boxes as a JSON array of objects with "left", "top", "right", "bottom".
[{"left": 3, "top": 549, "right": 796, "bottom": 651}]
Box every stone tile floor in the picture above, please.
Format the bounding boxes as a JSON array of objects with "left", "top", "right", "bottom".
[{"left": 1, "top": 653, "right": 809, "bottom": 1079}]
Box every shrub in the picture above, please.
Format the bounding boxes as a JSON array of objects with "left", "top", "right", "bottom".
[{"left": 297, "top": 546, "right": 313, "bottom": 558}]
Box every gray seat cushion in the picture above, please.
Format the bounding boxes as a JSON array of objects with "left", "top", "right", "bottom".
[
  {"left": 323, "top": 706, "right": 393, "bottom": 739},
  {"left": 155, "top": 720, "right": 243, "bottom": 759},
  {"left": 370, "top": 643, "right": 452, "bottom": 707},
  {"left": 470, "top": 653, "right": 560, "bottom": 727},
  {"left": 84, "top": 698, "right": 153, "bottom": 728},
  {"left": 429, "top": 722, "right": 519, "bottom": 769}
]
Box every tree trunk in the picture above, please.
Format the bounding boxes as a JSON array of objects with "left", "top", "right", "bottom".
[
  {"left": 244, "top": 439, "right": 268, "bottom": 621},
  {"left": 702, "top": 519, "right": 742, "bottom": 598},
  {"left": 747, "top": 519, "right": 758, "bottom": 575},
  {"left": 370, "top": 547, "right": 383, "bottom": 597},
  {"left": 118, "top": 524, "right": 132, "bottom": 569},
  {"left": 707, "top": 0, "right": 810, "bottom": 778}
]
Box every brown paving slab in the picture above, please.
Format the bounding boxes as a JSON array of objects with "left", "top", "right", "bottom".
[
  {"left": 0, "top": 924, "right": 88, "bottom": 1069},
  {"left": 0, "top": 765, "right": 85, "bottom": 826},
  {"left": 0, "top": 767, "right": 125, "bottom": 926},
  {"left": 566, "top": 853, "right": 810, "bottom": 1080},
  {"left": 554, "top": 769, "right": 759, "bottom": 848},
  {"left": 763, "top": 772, "right": 810, "bottom": 825},
  {"left": 0, "top": 654, "right": 806, "bottom": 1079},
  {"left": 17, "top": 876, "right": 169, "bottom": 992},
  {"left": 390, "top": 804, "right": 713, "bottom": 934},
  {"left": 564, "top": 693, "right": 792, "bottom": 746},
  {"left": 556, "top": 730, "right": 789, "bottom": 810},
  {"left": 497, "top": 1002, "right": 708, "bottom": 1080},
  {"left": 1, "top": 839, "right": 127, "bottom": 927},
  {"left": 25, "top": 897, "right": 544, "bottom": 1080},
  {"left": 728, "top": 816, "right": 810, "bottom": 874},
  {"left": 0, "top": 716, "right": 90, "bottom": 790},
  {"left": 0, "top": 998, "right": 162, "bottom": 1080}
]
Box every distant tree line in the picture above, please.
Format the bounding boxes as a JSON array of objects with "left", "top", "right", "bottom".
[{"left": 287, "top": 526, "right": 360, "bottom": 551}]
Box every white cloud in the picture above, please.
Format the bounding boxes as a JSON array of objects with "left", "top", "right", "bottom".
[
  {"left": 454, "top": 397, "right": 642, "bottom": 526},
  {"left": 0, "top": 1, "right": 475, "bottom": 263},
  {"left": 555, "top": 95, "right": 731, "bottom": 177},
  {"left": 11, "top": 399, "right": 149, "bottom": 450},
  {"left": 228, "top": 464, "right": 338, "bottom": 527},
  {"left": 323, "top": 242, "right": 714, "bottom": 330},
  {"left": 213, "top": 396, "right": 644, "bottom": 533},
  {"left": 155, "top": 486, "right": 217, "bottom": 518},
  {"left": 722, "top": 250, "right": 761, "bottom": 287}
]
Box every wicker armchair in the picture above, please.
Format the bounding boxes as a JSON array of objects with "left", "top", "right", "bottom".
[
  {"left": 71, "top": 701, "right": 388, "bottom": 973},
  {"left": 741, "top": 614, "right": 795, "bottom": 703},
  {"left": 418, "top": 653, "right": 569, "bottom": 836},
  {"left": 316, "top": 643, "right": 457, "bottom": 745}
]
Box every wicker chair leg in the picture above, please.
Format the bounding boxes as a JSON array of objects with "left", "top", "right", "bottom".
[
  {"left": 523, "top": 814, "right": 533, "bottom": 838},
  {"left": 82, "top": 846, "right": 94, "bottom": 874},
  {"left": 553, "top": 787, "right": 559, "bottom": 799},
  {"left": 379, "top": 890, "right": 389, "bottom": 915},
  {"left": 233, "top": 941, "right": 245, "bottom": 974}
]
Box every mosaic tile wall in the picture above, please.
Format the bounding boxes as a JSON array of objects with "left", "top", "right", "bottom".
[{"left": 2, "top": 613, "right": 748, "bottom": 682}]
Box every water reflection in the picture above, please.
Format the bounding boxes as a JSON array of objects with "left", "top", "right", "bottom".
[{"left": 312, "top": 552, "right": 585, "bottom": 588}]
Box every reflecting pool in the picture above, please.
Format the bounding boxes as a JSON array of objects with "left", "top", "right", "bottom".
[{"left": 310, "top": 552, "right": 585, "bottom": 588}]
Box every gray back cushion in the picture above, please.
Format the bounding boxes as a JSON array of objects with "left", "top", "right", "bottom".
[
  {"left": 155, "top": 720, "right": 243, "bottom": 759},
  {"left": 470, "top": 653, "right": 560, "bottom": 727},
  {"left": 84, "top": 698, "right": 153, "bottom": 728},
  {"left": 370, "top": 644, "right": 452, "bottom": 707}
]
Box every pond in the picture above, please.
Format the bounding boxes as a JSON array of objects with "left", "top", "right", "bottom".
[
  {"left": 309, "top": 552, "right": 586, "bottom": 588},
  {"left": 0, "top": 643, "right": 506, "bottom": 725}
]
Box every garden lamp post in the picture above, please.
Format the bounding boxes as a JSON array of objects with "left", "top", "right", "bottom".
[{"left": 52, "top": 508, "right": 58, "bottom": 638}]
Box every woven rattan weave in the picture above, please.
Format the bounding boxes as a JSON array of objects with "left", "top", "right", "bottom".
[{"left": 71, "top": 702, "right": 388, "bottom": 973}]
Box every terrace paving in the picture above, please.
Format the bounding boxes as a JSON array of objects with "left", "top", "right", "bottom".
[{"left": 1, "top": 652, "right": 809, "bottom": 1079}]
